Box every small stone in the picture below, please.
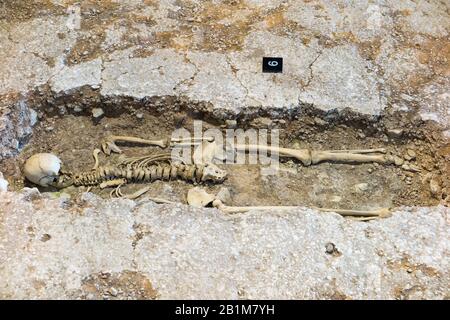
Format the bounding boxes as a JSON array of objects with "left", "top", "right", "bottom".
[
  {"left": 407, "top": 268, "right": 413, "bottom": 273},
  {"left": 407, "top": 149, "right": 416, "bottom": 160},
  {"left": 92, "top": 108, "right": 104, "bottom": 119},
  {"left": 325, "top": 242, "right": 335, "bottom": 254},
  {"left": 394, "top": 155, "right": 404, "bottom": 166},
  {"left": 45, "top": 126, "right": 54, "bottom": 132},
  {"left": 136, "top": 113, "right": 144, "bottom": 119},
  {"left": 40, "top": 234, "right": 51, "bottom": 242},
  {"left": 225, "top": 120, "right": 237, "bottom": 128},
  {"left": 387, "top": 129, "right": 403, "bottom": 138},
  {"left": 73, "top": 106, "right": 83, "bottom": 113},
  {"left": 355, "top": 183, "right": 369, "bottom": 192},
  {"left": 330, "top": 195, "right": 342, "bottom": 202},
  {"left": 429, "top": 179, "right": 441, "bottom": 198},
  {"left": 58, "top": 106, "right": 66, "bottom": 115},
  {"left": 368, "top": 168, "right": 373, "bottom": 173},
  {"left": 251, "top": 117, "right": 272, "bottom": 128},
  {"left": 313, "top": 117, "right": 327, "bottom": 126},
  {"left": 108, "top": 287, "right": 118, "bottom": 297}
]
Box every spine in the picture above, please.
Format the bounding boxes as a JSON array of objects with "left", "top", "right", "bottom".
[{"left": 72, "top": 163, "right": 204, "bottom": 186}]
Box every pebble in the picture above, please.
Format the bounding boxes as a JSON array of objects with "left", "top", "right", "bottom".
[
  {"left": 313, "top": 117, "right": 327, "bottom": 126},
  {"left": 407, "top": 149, "right": 416, "bottom": 159},
  {"left": 136, "top": 113, "right": 144, "bottom": 119},
  {"left": 355, "top": 183, "right": 369, "bottom": 192},
  {"left": 225, "top": 119, "right": 237, "bottom": 128},
  {"left": 429, "top": 179, "right": 441, "bottom": 198},
  {"left": 325, "top": 242, "right": 336, "bottom": 254},
  {"left": 331, "top": 196, "right": 342, "bottom": 202},
  {"left": 92, "top": 108, "right": 104, "bottom": 119},
  {"left": 45, "top": 126, "right": 54, "bottom": 132},
  {"left": 108, "top": 287, "right": 118, "bottom": 297},
  {"left": 387, "top": 129, "right": 403, "bottom": 138},
  {"left": 394, "top": 155, "right": 404, "bottom": 166},
  {"left": 368, "top": 168, "right": 373, "bottom": 173}
]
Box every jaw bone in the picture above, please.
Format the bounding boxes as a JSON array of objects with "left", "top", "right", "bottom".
[{"left": 23, "top": 153, "right": 62, "bottom": 187}]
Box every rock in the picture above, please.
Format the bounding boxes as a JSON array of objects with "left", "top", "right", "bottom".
[
  {"left": 135, "top": 113, "right": 144, "bottom": 119},
  {"left": 0, "top": 102, "right": 36, "bottom": 160},
  {"left": 387, "top": 129, "right": 403, "bottom": 138},
  {"left": 0, "top": 172, "right": 8, "bottom": 192},
  {"left": 325, "top": 242, "right": 336, "bottom": 254},
  {"left": 108, "top": 287, "right": 118, "bottom": 297},
  {"left": 330, "top": 195, "right": 342, "bottom": 202},
  {"left": 354, "top": 183, "right": 369, "bottom": 192},
  {"left": 394, "top": 155, "right": 404, "bottom": 166},
  {"left": 92, "top": 108, "right": 104, "bottom": 119},
  {"left": 407, "top": 149, "right": 416, "bottom": 160},
  {"left": 429, "top": 179, "right": 441, "bottom": 198},
  {"left": 224, "top": 120, "right": 237, "bottom": 128},
  {"left": 313, "top": 117, "right": 327, "bottom": 126},
  {"left": 251, "top": 117, "right": 273, "bottom": 128},
  {"left": 0, "top": 188, "right": 448, "bottom": 299}
]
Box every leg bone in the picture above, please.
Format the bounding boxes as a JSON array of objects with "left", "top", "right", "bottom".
[
  {"left": 212, "top": 199, "right": 391, "bottom": 218},
  {"left": 234, "top": 144, "right": 389, "bottom": 165}
]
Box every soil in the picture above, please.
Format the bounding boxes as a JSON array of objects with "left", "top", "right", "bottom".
[{"left": 1, "top": 92, "right": 448, "bottom": 212}]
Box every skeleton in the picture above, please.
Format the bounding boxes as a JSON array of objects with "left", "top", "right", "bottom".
[
  {"left": 24, "top": 134, "right": 412, "bottom": 219},
  {"left": 24, "top": 153, "right": 227, "bottom": 193}
]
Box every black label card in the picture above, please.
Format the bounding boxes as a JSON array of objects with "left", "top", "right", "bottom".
[{"left": 262, "top": 57, "right": 283, "bottom": 73}]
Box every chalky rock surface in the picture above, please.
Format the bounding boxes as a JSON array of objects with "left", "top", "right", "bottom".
[
  {"left": 0, "top": 0, "right": 448, "bottom": 126},
  {"left": 0, "top": 190, "right": 448, "bottom": 300},
  {"left": 0, "top": 98, "right": 36, "bottom": 160}
]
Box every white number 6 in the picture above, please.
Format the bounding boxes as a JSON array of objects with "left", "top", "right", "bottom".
[{"left": 268, "top": 60, "right": 278, "bottom": 67}]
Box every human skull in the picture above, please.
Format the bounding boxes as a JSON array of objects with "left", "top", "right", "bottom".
[{"left": 23, "top": 153, "right": 62, "bottom": 187}]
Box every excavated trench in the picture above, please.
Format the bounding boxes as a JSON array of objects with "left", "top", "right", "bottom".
[{"left": 1, "top": 87, "right": 449, "bottom": 212}]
